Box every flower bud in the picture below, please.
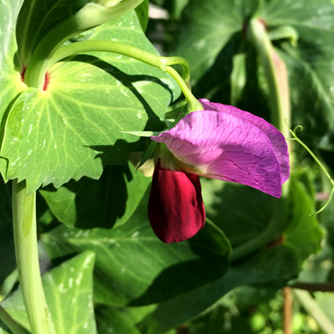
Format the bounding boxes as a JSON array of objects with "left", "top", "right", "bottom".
[{"left": 148, "top": 160, "right": 206, "bottom": 243}]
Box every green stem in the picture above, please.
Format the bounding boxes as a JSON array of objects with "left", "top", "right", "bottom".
[
  {"left": 293, "top": 289, "right": 334, "bottom": 334},
  {"left": 24, "top": 0, "right": 144, "bottom": 88},
  {"left": 49, "top": 41, "right": 196, "bottom": 110},
  {"left": 247, "top": 18, "right": 291, "bottom": 140},
  {"left": 290, "top": 126, "right": 334, "bottom": 214},
  {"left": 165, "top": 66, "right": 203, "bottom": 112},
  {"left": 0, "top": 305, "right": 27, "bottom": 334},
  {"left": 231, "top": 17, "right": 291, "bottom": 261},
  {"left": 12, "top": 181, "right": 56, "bottom": 334},
  {"left": 229, "top": 197, "right": 287, "bottom": 262},
  {"left": 49, "top": 40, "right": 190, "bottom": 81}
]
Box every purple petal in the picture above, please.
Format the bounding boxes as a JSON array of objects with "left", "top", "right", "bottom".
[
  {"left": 152, "top": 109, "right": 285, "bottom": 198},
  {"left": 199, "top": 99, "right": 290, "bottom": 184},
  {"left": 148, "top": 160, "right": 206, "bottom": 243}
]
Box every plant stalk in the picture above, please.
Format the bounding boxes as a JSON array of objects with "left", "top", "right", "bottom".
[
  {"left": 23, "top": 0, "right": 144, "bottom": 88},
  {"left": 12, "top": 180, "right": 56, "bottom": 334},
  {"left": 48, "top": 41, "right": 196, "bottom": 111},
  {"left": 49, "top": 40, "right": 190, "bottom": 81},
  {"left": 230, "top": 17, "right": 292, "bottom": 261},
  {"left": 229, "top": 197, "right": 286, "bottom": 262},
  {"left": 247, "top": 18, "right": 291, "bottom": 140}
]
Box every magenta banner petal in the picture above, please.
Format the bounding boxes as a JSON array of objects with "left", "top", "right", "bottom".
[
  {"left": 199, "top": 99, "right": 290, "bottom": 183},
  {"left": 152, "top": 110, "right": 285, "bottom": 198},
  {"left": 148, "top": 160, "right": 206, "bottom": 243}
]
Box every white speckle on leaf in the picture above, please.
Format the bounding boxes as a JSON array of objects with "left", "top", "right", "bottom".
[
  {"left": 27, "top": 149, "right": 32, "bottom": 156},
  {"left": 70, "top": 267, "right": 75, "bottom": 272},
  {"left": 195, "top": 39, "right": 207, "bottom": 50},
  {"left": 69, "top": 278, "right": 74, "bottom": 288},
  {"left": 121, "top": 89, "right": 128, "bottom": 96},
  {"left": 43, "top": 140, "right": 46, "bottom": 147},
  {"left": 75, "top": 230, "right": 83, "bottom": 237},
  {"left": 83, "top": 256, "right": 92, "bottom": 268},
  {"left": 136, "top": 112, "right": 142, "bottom": 119},
  {"left": 28, "top": 124, "right": 33, "bottom": 135},
  {"left": 10, "top": 156, "right": 21, "bottom": 166},
  {"left": 83, "top": 322, "right": 88, "bottom": 329},
  {"left": 76, "top": 272, "right": 83, "bottom": 285},
  {"left": 83, "top": 230, "right": 91, "bottom": 237},
  {"left": 59, "top": 283, "right": 67, "bottom": 293},
  {"left": 109, "top": 239, "right": 119, "bottom": 246},
  {"left": 116, "top": 55, "right": 122, "bottom": 60},
  {"left": 131, "top": 231, "right": 140, "bottom": 237},
  {"left": 54, "top": 143, "right": 57, "bottom": 149}
]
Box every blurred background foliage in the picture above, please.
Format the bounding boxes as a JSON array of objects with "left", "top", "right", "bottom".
[{"left": 146, "top": 0, "right": 334, "bottom": 333}]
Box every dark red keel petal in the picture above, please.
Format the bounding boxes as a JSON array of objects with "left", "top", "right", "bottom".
[{"left": 148, "top": 160, "right": 206, "bottom": 243}]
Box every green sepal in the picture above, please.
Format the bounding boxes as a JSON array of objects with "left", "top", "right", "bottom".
[{"left": 137, "top": 140, "right": 158, "bottom": 169}]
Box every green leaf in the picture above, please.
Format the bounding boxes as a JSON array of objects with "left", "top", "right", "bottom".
[
  {"left": 202, "top": 175, "right": 323, "bottom": 276},
  {"left": 0, "top": 324, "right": 10, "bottom": 334},
  {"left": 96, "top": 305, "right": 142, "bottom": 334},
  {"left": 1, "top": 11, "right": 179, "bottom": 193},
  {"left": 138, "top": 175, "right": 323, "bottom": 333},
  {"left": 135, "top": 0, "right": 149, "bottom": 31},
  {"left": 42, "top": 188, "right": 230, "bottom": 306},
  {"left": 0, "top": 0, "right": 26, "bottom": 177},
  {"left": 1, "top": 251, "right": 97, "bottom": 334},
  {"left": 261, "top": 0, "right": 334, "bottom": 149},
  {"left": 39, "top": 163, "right": 150, "bottom": 229},
  {"left": 170, "top": 0, "right": 334, "bottom": 149},
  {"left": 95, "top": 303, "right": 165, "bottom": 334},
  {"left": 170, "top": 0, "right": 243, "bottom": 87}
]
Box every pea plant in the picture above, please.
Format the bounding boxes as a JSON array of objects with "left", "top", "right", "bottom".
[{"left": 0, "top": 0, "right": 334, "bottom": 333}]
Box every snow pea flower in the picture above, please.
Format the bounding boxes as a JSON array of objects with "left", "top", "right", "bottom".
[{"left": 148, "top": 99, "right": 290, "bottom": 243}]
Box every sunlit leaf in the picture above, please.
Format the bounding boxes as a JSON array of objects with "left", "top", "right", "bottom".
[
  {"left": 1, "top": 251, "right": 97, "bottom": 334},
  {"left": 1, "top": 11, "right": 179, "bottom": 193}
]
